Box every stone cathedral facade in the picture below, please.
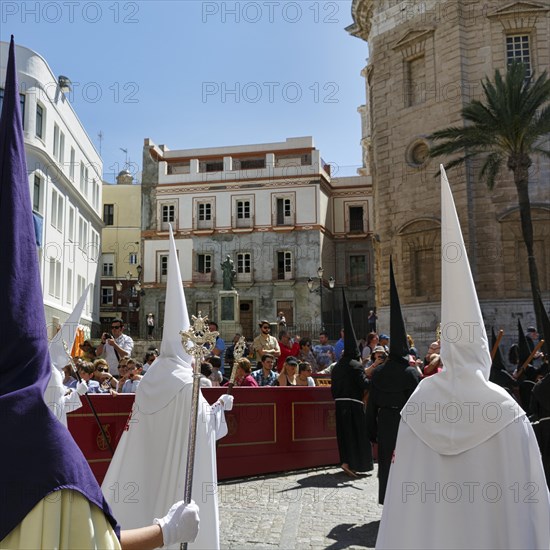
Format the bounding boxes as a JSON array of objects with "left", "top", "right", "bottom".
[{"left": 347, "top": 0, "right": 550, "bottom": 348}]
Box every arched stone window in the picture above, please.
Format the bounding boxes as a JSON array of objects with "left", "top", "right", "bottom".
[{"left": 398, "top": 219, "right": 441, "bottom": 301}]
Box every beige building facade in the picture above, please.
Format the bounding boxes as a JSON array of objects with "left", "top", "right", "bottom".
[
  {"left": 139, "top": 137, "right": 374, "bottom": 341},
  {"left": 348, "top": 0, "right": 550, "bottom": 349}
]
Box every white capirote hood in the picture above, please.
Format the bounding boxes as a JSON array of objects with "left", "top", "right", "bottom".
[
  {"left": 48, "top": 284, "right": 90, "bottom": 370},
  {"left": 402, "top": 167, "right": 521, "bottom": 455},
  {"left": 135, "top": 225, "right": 193, "bottom": 414}
]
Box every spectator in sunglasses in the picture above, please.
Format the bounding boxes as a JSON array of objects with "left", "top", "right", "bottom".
[
  {"left": 95, "top": 318, "right": 134, "bottom": 376},
  {"left": 296, "top": 362, "right": 315, "bottom": 387},
  {"left": 253, "top": 320, "right": 281, "bottom": 363},
  {"left": 297, "top": 338, "right": 319, "bottom": 373}
]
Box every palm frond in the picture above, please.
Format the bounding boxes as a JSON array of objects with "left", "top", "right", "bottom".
[
  {"left": 429, "top": 137, "right": 494, "bottom": 158},
  {"left": 429, "top": 63, "right": 550, "bottom": 170},
  {"left": 429, "top": 124, "right": 498, "bottom": 155},
  {"left": 525, "top": 105, "right": 550, "bottom": 145},
  {"left": 532, "top": 146, "right": 550, "bottom": 159},
  {"left": 431, "top": 152, "right": 480, "bottom": 177},
  {"left": 520, "top": 70, "right": 550, "bottom": 121},
  {"left": 479, "top": 152, "right": 504, "bottom": 190}
]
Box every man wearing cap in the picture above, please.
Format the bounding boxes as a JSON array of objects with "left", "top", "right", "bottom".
[
  {"left": 253, "top": 321, "right": 280, "bottom": 363},
  {"left": 364, "top": 346, "right": 388, "bottom": 379}
]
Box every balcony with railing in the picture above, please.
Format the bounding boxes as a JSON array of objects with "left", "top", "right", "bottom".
[{"left": 193, "top": 270, "right": 214, "bottom": 283}]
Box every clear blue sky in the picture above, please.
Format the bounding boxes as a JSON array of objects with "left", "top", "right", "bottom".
[{"left": 2, "top": 1, "right": 369, "bottom": 182}]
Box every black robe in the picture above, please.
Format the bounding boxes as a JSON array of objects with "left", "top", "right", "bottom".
[
  {"left": 331, "top": 356, "right": 373, "bottom": 472},
  {"left": 518, "top": 365, "right": 539, "bottom": 415},
  {"left": 531, "top": 374, "right": 550, "bottom": 489},
  {"left": 489, "top": 366, "right": 519, "bottom": 400},
  {"left": 366, "top": 358, "right": 421, "bottom": 504}
]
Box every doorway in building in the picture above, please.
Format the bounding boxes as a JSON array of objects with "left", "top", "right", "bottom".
[
  {"left": 351, "top": 302, "right": 367, "bottom": 339},
  {"left": 240, "top": 301, "right": 254, "bottom": 340},
  {"left": 157, "top": 301, "right": 165, "bottom": 338}
]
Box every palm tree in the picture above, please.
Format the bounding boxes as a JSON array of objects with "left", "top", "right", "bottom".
[{"left": 428, "top": 62, "right": 550, "bottom": 331}]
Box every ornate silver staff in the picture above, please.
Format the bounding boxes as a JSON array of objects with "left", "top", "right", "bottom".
[
  {"left": 62, "top": 340, "right": 114, "bottom": 455},
  {"left": 227, "top": 335, "right": 247, "bottom": 393},
  {"left": 179, "top": 312, "right": 218, "bottom": 550}
]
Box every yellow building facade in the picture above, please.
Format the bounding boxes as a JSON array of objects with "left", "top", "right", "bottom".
[{"left": 100, "top": 171, "right": 143, "bottom": 335}]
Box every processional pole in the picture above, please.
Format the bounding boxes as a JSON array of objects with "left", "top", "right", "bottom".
[
  {"left": 491, "top": 329, "right": 504, "bottom": 360},
  {"left": 62, "top": 340, "right": 114, "bottom": 455},
  {"left": 179, "top": 312, "right": 218, "bottom": 550},
  {"left": 226, "top": 335, "right": 247, "bottom": 394}
]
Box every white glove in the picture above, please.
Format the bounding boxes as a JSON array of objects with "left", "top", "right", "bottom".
[
  {"left": 218, "top": 394, "right": 234, "bottom": 411},
  {"left": 76, "top": 380, "right": 88, "bottom": 396},
  {"left": 154, "top": 500, "right": 199, "bottom": 547}
]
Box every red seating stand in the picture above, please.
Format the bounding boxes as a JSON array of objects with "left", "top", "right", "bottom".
[{"left": 68, "top": 387, "right": 339, "bottom": 483}]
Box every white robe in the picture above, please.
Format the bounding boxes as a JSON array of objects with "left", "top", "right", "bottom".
[
  {"left": 44, "top": 367, "right": 82, "bottom": 427},
  {"left": 377, "top": 166, "right": 550, "bottom": 549},
  {"left": 102, "top": 373, "right": 227, "bottom": 550},
  {"left": 104, "top": 225, "right": 227, "bottom": 548},
  {"left": 376, "top": 415, "right": 550, "bottom": 549}
]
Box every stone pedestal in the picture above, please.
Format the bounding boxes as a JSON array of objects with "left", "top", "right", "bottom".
[{"left": 219, "top": 290, "right": 241, "bottom": 340}]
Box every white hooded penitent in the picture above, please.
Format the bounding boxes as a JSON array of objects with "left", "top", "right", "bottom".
[
  {"left": 45, "top": 284, "right": 90, "bottom": 425},
  {"left": 102, "top": 225, "right": 229, "bottom": 550},
  {"left": 49, "top": 284, "right": 90, "bottom": 372},
  {"left": 375, "top": 166, "right": 550, "bottom": 550}
]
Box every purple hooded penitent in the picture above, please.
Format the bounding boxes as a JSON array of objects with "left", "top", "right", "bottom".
[{"left": 0, "top": 37, "right": 119, "bottom": 540}]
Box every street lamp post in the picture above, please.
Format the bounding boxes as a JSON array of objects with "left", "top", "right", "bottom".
[
  {"left": 307, "top": 266, "right": 335, "bottom": 332},
  {"left": 115, "top": 265, "right": 143, "bottom": 336}
]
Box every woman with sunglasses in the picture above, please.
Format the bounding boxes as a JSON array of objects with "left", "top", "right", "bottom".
[
  {"left": 91, "top": 359, "right": 117, "bottom": 393},
  {"left": 297, "top": 338, "right": 319, "bottom": 373},
  {"left": 296, "top": 362, "right": 315, "bottom": 387}
]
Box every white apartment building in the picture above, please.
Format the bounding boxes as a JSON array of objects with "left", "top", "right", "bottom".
[
  {"left": 0, "top": 42, "right": 103, "bottom": 336},
  {"left": 139, "top": 136, "right": 374, "bottom": 340}
]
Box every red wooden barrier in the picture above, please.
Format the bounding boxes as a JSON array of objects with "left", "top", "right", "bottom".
[{"left": 68, "top": 387, "right": 339, "bottom": 483}]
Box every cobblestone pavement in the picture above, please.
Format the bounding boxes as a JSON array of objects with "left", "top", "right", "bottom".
[{"left": 218, "top": 465, "right": 382, "bottom": 549}]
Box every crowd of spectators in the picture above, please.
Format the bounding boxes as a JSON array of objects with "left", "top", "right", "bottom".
[
  {"left": 61, "top": 318, "right": 150, "bottom": 396},
  {"left": 61, "top": 318, "right": 547, "bottom": 417},
  {"left": 58, "top": 315, "right": 547, "bottom": 499}
]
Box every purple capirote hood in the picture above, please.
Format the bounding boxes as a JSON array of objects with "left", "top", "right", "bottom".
[{"left": 0, "top": 36, "right": 119, "bottom": 540}]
